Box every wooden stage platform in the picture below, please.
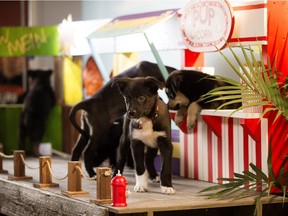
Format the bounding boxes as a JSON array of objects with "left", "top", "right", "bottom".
[{"left": 0, "top": 156, "right": 287, "bottom": 216}]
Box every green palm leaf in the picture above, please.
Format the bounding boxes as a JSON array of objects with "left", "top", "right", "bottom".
[
  {"left": 198, "top": 140, "right": 288, "bottom": 215},
  {"left": 202, "top": 43, "right": 288, "bottom": 122},
  {"left": 249, "top": 163, "right": 269, "bottom": 182}
]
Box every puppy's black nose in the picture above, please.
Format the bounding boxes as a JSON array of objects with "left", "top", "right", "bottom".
[
  {"left": 128, "top": 110, "right": 136, "bottom": 118},
  {"left": 168, "top": 103, "right": 180, "bottom": 110},
  {"left": 174, "top": 104, "right": 180, "bottom": 110}
]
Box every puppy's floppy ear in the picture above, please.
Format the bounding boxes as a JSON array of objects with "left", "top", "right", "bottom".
[
  {"left": 172, "top": 71, "right": 184, "bottom": 89},
  {"left": 111, "top": 77, "right": 131, "bottom": 94},
  {"left": 46, "top": 69, "right": 53, "bottom": 77},
  {"left": 28, "top": 70, "right": 36, "bottom": 78},
  {"left": 145, "top": 76, "right": 165, "bottom": 92}
]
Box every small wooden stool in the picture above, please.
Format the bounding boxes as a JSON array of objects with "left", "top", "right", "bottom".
[
  {"left": 33, "top": 156, "right": 59, "bottom": 188},
  {"left": 8, "top": 150, "right": 33, "bottom": 181},
  {"left": 90, "top": 167, "right": 112, "bottom": 204},
  {"left": 61, "top": 161, "right": 89, "bottom": 197},
  {"left": 0, "top": 144, "right": 8, "bottom": 174}
]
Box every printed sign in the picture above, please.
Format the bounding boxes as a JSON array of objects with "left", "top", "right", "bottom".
[
  {"left": 0, "top": 26, "right": 60, "bottom": 57},
  {"left": 181, "top": 0, "right": 234, "bottom": 52},
  {"left": 88, "top": 10, "right": 177, "bottom": 39}
]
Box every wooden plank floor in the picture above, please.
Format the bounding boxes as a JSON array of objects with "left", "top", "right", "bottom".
[{"left": 0, "top": 156, "right": 287, "bottom": 216}]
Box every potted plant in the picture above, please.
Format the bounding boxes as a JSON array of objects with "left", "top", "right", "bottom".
[{"left": 199, "top": 43, "right": 288, "bottom": 215}]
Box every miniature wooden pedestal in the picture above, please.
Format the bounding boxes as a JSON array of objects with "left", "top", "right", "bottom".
[
  {"left": 61, "top": 161, "right": 89, "bottom": 197},
  {"left": 8, "top": 150, "right": 33, "bottom": 181},
  {"left": 91, "top": 167, "right": 112, "bottom": 205},
  {"left": 33, "top": 156, "right": 59, "bottom": 188},
  {"left": 0, "top": 145, "right": 8, "bottom": 174}
]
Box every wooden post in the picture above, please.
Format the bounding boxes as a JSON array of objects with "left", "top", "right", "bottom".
[
  {"left": 0, "top": 144, "right": 8, "bottom": 174},
  {"left": 33, "top": 156, "right": 59, "bottom": 188},
  {"left": 90, "top": 167, "right": 112, "bottom": 204},
  {"left": 61, "top": 161, "right": 88, "bottom": 197},
  {"left": 8, "top": 150, "right": 32, "bottom": 181}
]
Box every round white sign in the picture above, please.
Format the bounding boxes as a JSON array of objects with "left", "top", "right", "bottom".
[{"left": 181, "top": 0, "right": 234, "bottom": 52}]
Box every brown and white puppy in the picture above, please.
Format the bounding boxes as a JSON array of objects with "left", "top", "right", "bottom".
[
  {"left": 165, "top": 70, "right": 240, "bottom": 133},
  {"left": 113, "top": 76, "right": 175, "bottom": 194}
]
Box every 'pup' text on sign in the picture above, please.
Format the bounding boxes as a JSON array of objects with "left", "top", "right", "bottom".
[{"left": 181, "top": 0, "right": 234, "bottom": 52}]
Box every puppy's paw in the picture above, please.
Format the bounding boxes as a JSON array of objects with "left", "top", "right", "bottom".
[
  {"left": 134, "top": 185, "right": 148, "bottom": 193},
  {"left": 150, "top": 176, "right": 160, "bottom": 183},
  {"left": 186, "top": 116, "right": 197, "bottom": 133},
  {"left": 161, "top": 186, "right": 176, "bottom": 194},
  {"left": 187, "top": 102, "right": 202, "bottom": 133},
  {"left": 175, "top": 107, "right": 187, "bottom": 126},
  {"left": 134, "top": 170, "right": 148, "bottom": 193},
  {"left": 175, "top": 115, "right": 184, "bottom": 126}
]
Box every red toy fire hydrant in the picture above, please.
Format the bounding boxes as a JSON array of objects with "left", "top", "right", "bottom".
[{"left": 111, "top": 170, "right": 128, "bottom": 207}]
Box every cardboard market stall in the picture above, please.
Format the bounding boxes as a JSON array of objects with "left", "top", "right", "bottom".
[
  {"left": 86, "top": 0, "right": 272, "bottom": 183},
  {"left": 0, "top": 25, "right": 61, "bottom": 154},
  {"left": 87, "top": 0, "right": 287, "bottom": 186},
  {"left": 0, "top": 19, "right": 111, "bottom": 154},
  {"left": 0, "top": 19, "right": 117, "bottom": 155},
  {"left": 87, "top": 9, "right": 185, "bottom": 82},
  {"left": 58, "top": 18, "right": 111, "bottom": 103},
  {"left": 176, "top": 0, "right": 288, "bottom": 187}
]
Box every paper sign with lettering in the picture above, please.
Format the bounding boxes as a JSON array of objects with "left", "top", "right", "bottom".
[
  {"left": 181, "top": 0, "right": 234, "bottom": 52},
  {"left": 0, "top": 26, "right": 60, "bottom": 57}
]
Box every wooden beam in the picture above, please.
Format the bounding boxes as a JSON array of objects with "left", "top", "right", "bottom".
[{"left": 0, "top": 178, "right": 107, "bottom": 216}]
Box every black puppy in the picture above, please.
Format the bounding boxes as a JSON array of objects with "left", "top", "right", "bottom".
[
  {"left": 113, "top": 76, "right": 175, "bottom": 194},
  {"left": 19, "top": 69, "right": 55, "bottom": 156},
  {"left": 165, "top": 70, "right": 240, "bottom": 133},
  {"left": 89, "top": 117, "right": 124, "bottom": 169},
  {"left": 69, "top": 61, "right": 176, "bottom": 177}
]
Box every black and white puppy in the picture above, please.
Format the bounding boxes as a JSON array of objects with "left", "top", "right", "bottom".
[
  {"left": 165, "top": 70, "right": 240, "bottom": 133},
  {"left": 69, "top": 61, "right": 176, "bottom": 177},
  {"left": 113, "top": 76, "right": 175, "bottom": 194}
]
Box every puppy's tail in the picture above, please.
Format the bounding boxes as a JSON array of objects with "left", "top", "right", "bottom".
[{"left": 69, "top": 102, "right": 89, "bottom": 139}]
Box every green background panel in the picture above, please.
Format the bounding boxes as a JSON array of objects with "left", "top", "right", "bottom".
[{"left": 0, "top": 105, "right": 62, "bottom": 155}]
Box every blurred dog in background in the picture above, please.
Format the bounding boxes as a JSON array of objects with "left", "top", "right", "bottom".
[{"left": 18, "top": 69, "right": 55, "bottom": 156}]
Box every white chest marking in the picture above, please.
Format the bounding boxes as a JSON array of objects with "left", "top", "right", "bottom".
[{"left": 131, "top": 117, "right": 166, "bottom": 148}]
